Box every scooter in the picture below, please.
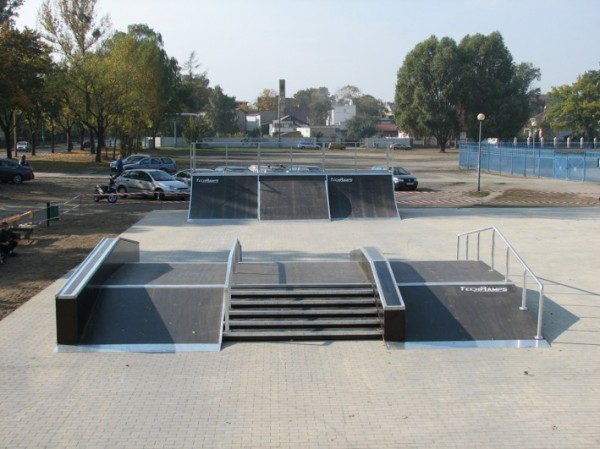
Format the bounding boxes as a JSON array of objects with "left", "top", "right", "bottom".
[{"left": 94, "top": 176, "right": 118, "bottom": 203}]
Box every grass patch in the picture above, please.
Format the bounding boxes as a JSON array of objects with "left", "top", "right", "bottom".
[{"left": 466, "top": 191, "right": 490, "bottom": 198}]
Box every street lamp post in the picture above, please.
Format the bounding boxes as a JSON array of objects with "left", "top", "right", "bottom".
[
  {"left": 531, "top": 118, "right": 537, "bottom": 176},
  {"left": 477, "top": 113, "right": 485, "bottom": 192}
]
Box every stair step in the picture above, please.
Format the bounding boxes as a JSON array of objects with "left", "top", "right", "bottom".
[
  {"left": 223, "top": 328, "right": 383, "bottom": 341},
  {"left": 228, "top": 317, "right": 381, "bottom": 328},
  {"left": 232, "top": 288, "right": 374, "bottom": 297},
  {"left": 229, "top": 308, "right": 378, "bottom": 317},
  {"left": 231, "top": 297, "right": 376, "bottom": 307}
]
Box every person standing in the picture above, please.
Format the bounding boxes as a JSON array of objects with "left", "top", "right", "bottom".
[
  {"left": 0, "top": 221, "right": 20, "bottom": 257},
  {"left": 19, "top": 155, "right": 30, "bottom": 166},
  {"left": 115, "top": 155, "right": 124, "bottom": 175}
]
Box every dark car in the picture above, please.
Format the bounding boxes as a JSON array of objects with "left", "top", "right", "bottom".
[
  {"left": 0, "top": 159, "right": 35, "bottom": 184},
  {"left": 110, "top": 154, "right": 150, "bottom": 173},
  {"left": 122, "top": 156, "right": 176, "bottom": 174},
  {"left": 371, "top": 165, "right": 418, "bottom": 191}
]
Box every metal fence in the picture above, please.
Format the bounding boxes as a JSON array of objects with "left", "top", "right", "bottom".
[{"left": 459, "top": 142, "right": 600, "bottom": 183}]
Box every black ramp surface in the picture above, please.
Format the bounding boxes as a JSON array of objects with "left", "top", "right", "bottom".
[
  {"left": 189, "top": 174, "right": 258, "bottom": 219},
  {"left": 400, "top": 285, "right": 538, "bottom": 341},
  {"left": 80, "top": 287, "right": 224, "bottom": 345},
  {"left": 259, "top": 174, "right": 329, "bottom": 220},
  {"left": 328, "top": 173, "right": 398, "bottom": 219}
]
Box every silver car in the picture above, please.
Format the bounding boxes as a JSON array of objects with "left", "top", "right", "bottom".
[
  {"left": 174, "top": 168, "right": 215, "bottom": 185},
  {"left": 115, "top": 169, "right": 189, "bottom": 200}
]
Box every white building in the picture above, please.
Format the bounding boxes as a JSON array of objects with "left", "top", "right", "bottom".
[{"left": 327, "top": 103, "right": 356, "bottom": 127}]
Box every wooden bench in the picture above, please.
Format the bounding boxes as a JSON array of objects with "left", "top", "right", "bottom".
[{"left": 2, "top": 211, "right": 35, "bottom": 239}]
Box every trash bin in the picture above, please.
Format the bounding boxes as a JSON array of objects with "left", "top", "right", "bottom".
[{"left": 47, "top": 204, "right": 59, "bottom": 222}]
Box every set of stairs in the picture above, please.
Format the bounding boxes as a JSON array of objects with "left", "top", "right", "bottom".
[{"left": 222, "top": 283, "right": 383, "bottom": 341}]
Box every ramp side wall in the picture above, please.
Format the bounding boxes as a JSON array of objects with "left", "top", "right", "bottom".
[{"left": 55, "top": 238, "right": 140, "bottom": 345}]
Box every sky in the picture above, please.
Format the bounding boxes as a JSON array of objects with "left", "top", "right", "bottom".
[{"left": 14, "top": 0, "right": 600, "bottom": 103}]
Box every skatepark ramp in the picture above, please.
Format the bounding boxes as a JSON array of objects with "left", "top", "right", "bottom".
[
  {"left": 54, "top": 227, "right": 546, "bottom": 351},
  {"left": 188, "top": 172, "right": 399, "bottom": 221}
]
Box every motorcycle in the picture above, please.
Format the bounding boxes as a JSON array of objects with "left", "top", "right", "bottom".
[{"left": 94, "top": 176, "right": 118, "bottom": 203}]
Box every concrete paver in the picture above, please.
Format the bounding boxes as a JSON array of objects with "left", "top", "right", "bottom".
[{"left": 1, "top": 206, "right": 599, "bottom": 448}]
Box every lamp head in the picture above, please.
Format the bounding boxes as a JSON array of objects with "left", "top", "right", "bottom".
[{"left": 477, "top": 113, "right": 485, "bottom": 121}]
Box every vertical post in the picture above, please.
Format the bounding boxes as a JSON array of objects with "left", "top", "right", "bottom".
[{"left": 477, "top": 113, "right": 485, "bottom": 192}]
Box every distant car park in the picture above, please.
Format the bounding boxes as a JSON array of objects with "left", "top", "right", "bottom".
[
  {"left": 16, "top": 141, "right": 31, "bottom": 152},
  {"left": 0, "top": 158, "right": 35, "bottom": 184},
  {"left": 371, "top": 165, "right": 418, "bottom": 191}
]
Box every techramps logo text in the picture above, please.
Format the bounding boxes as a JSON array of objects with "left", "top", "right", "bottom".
[{"left": 459, "top": 286, "right": 508, "bottom": 293}]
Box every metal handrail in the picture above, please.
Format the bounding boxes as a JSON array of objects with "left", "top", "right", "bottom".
[
  {"left": 223, "top": 238, "right": 242, "bottom": 332},
  {"left": 457, "top": 226, "right": 545, "bottom": 340}
]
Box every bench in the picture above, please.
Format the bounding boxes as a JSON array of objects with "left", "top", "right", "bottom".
[{"left": 2, "top": 211, "right": 35, "bottom": 239}]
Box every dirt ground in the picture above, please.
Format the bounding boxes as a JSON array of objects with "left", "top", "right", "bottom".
[
  {"left": 0, "top": 176, "right": 187, "bottom": 320},
  {"left": 1, "top": 159, "right": 599, "bottom": 321}
]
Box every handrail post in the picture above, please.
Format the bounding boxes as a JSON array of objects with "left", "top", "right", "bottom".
[
  {"left": 504, "top": 247, "right": 510, "bottom": 282},
  {"left": 535, "top": 286, "right": 545, "bottom": 340},
  {"left": 520, "top": 271, "right": 528, "bottom": 310},
  {"left": 490, "top": 231, "right": 496, "bottom": 271}
]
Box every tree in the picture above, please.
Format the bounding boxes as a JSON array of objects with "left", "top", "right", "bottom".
[
  {"left": 107, "top": 25, "right": 180, "bottom": 151},
  {"left": 334, "top": 85, "right": 362, "bottom": 105},
  {"left": 458, "top": 32, "right": 537, "bottom": 140},
  {"left": 545, "top": 69, "right": 600, "bottom": 139},
  {"left": 39, "top": 0, "right": 111, "bottom": 160},
  {"left": 205, "top": 85, "right": 237, "bottom": 136},
  {"left": 39, "top": 0, "right": 110, "bottom": 62},
  {"left": 345, "top": 115, "right": 378, "bottom": 140},
  {"left": 395, "top": 32, "right": 539, "bottom": 150},
  {"left": 355, "top": 94, "right": 383, "bottom": 118},
  {"left": 293, "top": 87, "right": 332, "bottom": 125},
  {"left": 0, "top": 27, "right": 52, "bottom": 158},
  {"left": 177, "top": 51, "right": 210, "bottom": 113},
  {"left": 1, "top": 0, "right": 23, "bottom": 26},
  {"left": 256, "top": 88, "right": 278, "bottom": 111},
  {"left": 395, "top": 35, "right": 462, "bottom": 152}
]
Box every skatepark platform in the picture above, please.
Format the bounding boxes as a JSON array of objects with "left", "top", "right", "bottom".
[{"left": 55, "top": 229, "right": 546, "bottom": 351}]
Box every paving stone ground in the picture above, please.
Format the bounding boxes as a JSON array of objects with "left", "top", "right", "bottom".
[{"left": 1, "top": 203, "right": 599, "bottom": 448}]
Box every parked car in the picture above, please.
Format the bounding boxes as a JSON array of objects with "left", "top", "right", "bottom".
[
  {"left": 297, "top": 142, "right": 321, "bottom": 149},
  {"left": 389, "top": 143, "right": 412, "bottom": 150},
  {"left": 327, "top": 143, "right": 346, "bottom": 150},
  {"left": 122, "top": 156, "right": 176, "bottom": 174},
  {"left": 214, "top": 166, "right": 252, "bottom": 173},
  {"left": 371, "top": 165, "right": 418, "bottom": 191},
  {"left": 174, "top": 168, "right": 215, "bottom": 185},
  {"left": 0, "top": 158, "right": 35, "bottom": 184},
  {"left": 16, "top": 141, "right": 31, "bottom": 152},
  {"left": 110, "top": 154, "right": 151, "bottom": 172},
  {"left": 286, "top": 165, "right": 322, "bottom": 173},
  {"left": 114, "top": 169, "right": 189, "bottom": 200}
]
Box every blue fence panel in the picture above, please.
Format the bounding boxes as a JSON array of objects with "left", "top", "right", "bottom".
[{"left": 459, "top": 143, "right": 599, "bottom": 184}]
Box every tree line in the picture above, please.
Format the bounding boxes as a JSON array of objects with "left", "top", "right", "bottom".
[{"left": 1, "top": 1, "right": 597, "bottom": 158}]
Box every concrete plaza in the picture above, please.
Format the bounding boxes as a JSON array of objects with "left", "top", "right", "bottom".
[{"left": 1, "top": 205, "right": 599, "bottom": 448}]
